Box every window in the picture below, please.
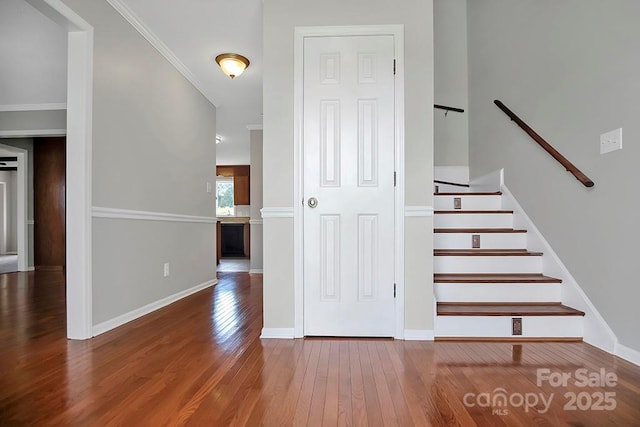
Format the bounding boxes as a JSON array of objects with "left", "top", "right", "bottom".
[{"left": 216, "top": 177, "right": 235, "bottom": 216}]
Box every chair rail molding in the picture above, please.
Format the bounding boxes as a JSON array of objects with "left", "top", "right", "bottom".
[
  {"left": 92, "top": 206, "right": 216, "bottom": 223},
  {"left": 261, "top": 207, "right": 294, "bottom": 218}
]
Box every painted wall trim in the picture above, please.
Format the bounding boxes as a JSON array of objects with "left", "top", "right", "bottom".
[
  {"left": 249, "top": 219, "right": 263, "bottom": 225},
  {"left": 0, "top": 129, "right": 66, "bottom": 138},
  {"left": 92, "top": 207, "right": 216, "bottom": 223},
  {"left": 25, "top": 0, "right": 96, "bottom": 341},
  {"left": 260, "top": 328, "right": 294, "bottom": 339},
  {"left": 0, "top": 144, "right": 28, "bottom": 271},
  {"left": 104, "top": 0, "right": 217, "bottom": 107},
  {"left": 404, "top": 329, "right": 435, "bottom": 341},
  {"left": 92, "top": 278, "right": 217, "bottom": 336},
  {"left": 246, "top": 124, "right": 263, "bottom": 130},
  {"left": 0, "top": 103, "right": 67, "bottom": 112},
  {"left": 615, "top": 343, "right": 640, "bottom": 367},
  {"left": 405, "top": 206, "right": 434, "bottom": 217},
  {"left": 249, "top": 269, "right": 264, "bottom": 274},
  {"left": 261, "top": 207, "right": 294, "bottom": 218}
]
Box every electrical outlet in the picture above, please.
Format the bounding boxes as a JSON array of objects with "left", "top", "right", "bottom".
[
  {"left": 472, "top": 234, "right": 481, "bottom": 249},
  {"left": 600, "top": 128, "right": 622, "bottom": 154},
  {"left": 512, "top": 318, "right": 522, "bottom": 336},
  {"left": 454, "top": 197, "right": 462, "bottom": 210},
  {"left": 163, "top": 262, "right": 170, "bottom": 277}
]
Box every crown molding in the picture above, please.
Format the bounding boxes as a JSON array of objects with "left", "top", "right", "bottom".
[
  {"left": 105, "top": 0, "right": 218, "bottom": 107},
  {"left": 0, "top": 103, "right": 67, "bottom": 112}
]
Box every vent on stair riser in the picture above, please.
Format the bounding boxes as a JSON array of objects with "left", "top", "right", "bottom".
[{"left": 433, "top": 191, "right": 586, "bottom": 340}]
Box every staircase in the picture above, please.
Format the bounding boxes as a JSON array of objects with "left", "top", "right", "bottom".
[{"left": 433, "top": 190, "right": 585, "bottom": 340}]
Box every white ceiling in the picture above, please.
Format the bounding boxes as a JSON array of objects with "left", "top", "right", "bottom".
[
  {"left": 0, "top": 0, "right": 68, "bottom": 106},
  {"left": 118, "top": 0, "right": 263, "bottom": 165}
]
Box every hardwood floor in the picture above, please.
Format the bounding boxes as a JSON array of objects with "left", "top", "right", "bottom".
[{"left": 1, "top": 271, "right": 639, "bottom": 426}]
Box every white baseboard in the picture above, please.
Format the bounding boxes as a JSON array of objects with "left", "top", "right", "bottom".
[
  {"left": 92, "top": 278, "right": 217, "bottom": 336},
  {"left": 403, "top": 329, "right": 435, "bottom": 341},
  {"left": 249, "top": 269, "right": 263, "bottom": 274},
  {"left": 260, "top": 328, "right": 294, "bottom": 339},
  {"left": 615, "top": 343, "right": 640, "bottom": 367}
]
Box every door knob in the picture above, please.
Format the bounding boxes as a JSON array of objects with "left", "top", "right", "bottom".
[{"left": 307, "top": 197, "right": 318, "bottom": 208}]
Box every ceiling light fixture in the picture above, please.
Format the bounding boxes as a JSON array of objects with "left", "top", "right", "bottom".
[{"left": 215, "top": 53, "right": 250, "bottom": 79}]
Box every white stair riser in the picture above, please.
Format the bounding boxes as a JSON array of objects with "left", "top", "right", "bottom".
[
  {"left": 434, "top": 213, "right": 513, "bottom": 229},
  {"left": 435, "top": 255, "right": 542, "bottom": 274},
  {"left": 434, "top": 232, "right": 526, "bottom": 250},
  {"left": 435, "top": 283, "right": 561, "bottom": 303},
  {"left": 435, "top": 315, "right": 583, "bottom": 338},
  {"left": 434, "top": 195, "right": 502, "bottom": 211},
  {"left": 435, "top": 184, "right": 470, "bottom": 193}
]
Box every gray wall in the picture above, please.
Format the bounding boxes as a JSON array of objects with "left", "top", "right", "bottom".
[
  {"left": 0, "top": 0, "right": 67, "bottom": 105},
  {"left": 263, "top": 0, "right": 434, "bottom": 332},
  {"left": 249, "top": 129, "right": 263, "bottom": 272},
  {"left": 467, "top": 0, "right": 640, "bottom": 351},
  {"left": 0, "top": 110, "right": 66, "bottom": 133},
  {"left": 434, "top": 0, "right": 468, "bottom": 166},
  {"left": 61, "top": 0, "right": 217, "bottom": 325}
]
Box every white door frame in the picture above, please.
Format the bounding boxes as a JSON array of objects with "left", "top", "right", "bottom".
[
  {"left": 25, "top": 0, "right": 94, "bottom": 340},
  {"left": 293, "top": 25, "right": 405, "bottom": 339},
  {"left": 0, "top": 145, "right": 28, "bottom": 270}
]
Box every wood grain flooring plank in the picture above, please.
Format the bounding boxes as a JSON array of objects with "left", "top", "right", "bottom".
[{"left": 1, "top": 272, "right": 640, "bottom": 425}]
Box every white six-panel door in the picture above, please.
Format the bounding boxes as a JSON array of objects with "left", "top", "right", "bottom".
[{"left": 303, "top": 35, "right": 396, "bottom": 336}]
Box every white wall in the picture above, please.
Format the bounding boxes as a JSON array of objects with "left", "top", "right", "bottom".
[
  {"left": 434, "top": 0, "right": 468, "bottom": 166},
  {"left": 263, "top": 0, "right": 434, "bottom": 332},
  {"left": 467, "top": 0, "right": 640, "bottom": 351},
  {"left": 59, "top": 0, "right": 217, "bottom": 327},
  {"left": 249, "top": 129, "right": 263, "bottom": 272}
]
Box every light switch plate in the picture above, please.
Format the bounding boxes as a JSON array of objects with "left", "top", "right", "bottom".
[
  {"left": 600, "top": 128, "right": 622, "bottom": 154},
  {"left": 454, "top": 197, "right": 462, "bottom": 210},
  {"left": 206, "top": 182, "right": 212, "bottom": 193}
]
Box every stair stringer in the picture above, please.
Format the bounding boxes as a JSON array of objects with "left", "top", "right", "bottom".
[{"left": 499, "top": 184, "right": 617, "bottom": 353}]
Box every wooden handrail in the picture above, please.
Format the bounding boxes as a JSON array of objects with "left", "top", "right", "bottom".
[
  {"left": 434, "top": 104, "right": 465, "bottom": 114},
  {"left": 494, "top": 100, "right": 594, "bottom": 188}
]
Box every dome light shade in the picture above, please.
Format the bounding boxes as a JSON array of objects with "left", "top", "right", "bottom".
[{"left": 215, "top": 53, "right": 250, "bottom": 79}]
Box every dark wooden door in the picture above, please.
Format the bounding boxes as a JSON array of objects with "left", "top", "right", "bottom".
[{"left": 34, "top": 137, "right": 66, "bottom": 270}]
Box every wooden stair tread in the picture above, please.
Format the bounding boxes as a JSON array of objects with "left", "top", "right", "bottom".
[
  {"left": 435, "top": 210, "right": 513, "bottom": 214},
  {"left": 434, "top": 249, "right": 543, "bottom": 256},
  {"left": 434, "top": 228, "right": 527, "bottom": 233},
  {"left": 435, "top": 273, "right": 562, "bottom": 283},
  {"left": 434, "top": 192, "right": 502, "bottom": 196},
  {"left": 437, "top": 303, "right": 585, "bottom": 316}
]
